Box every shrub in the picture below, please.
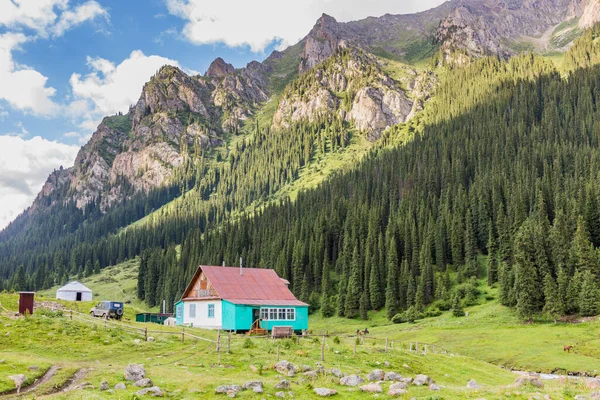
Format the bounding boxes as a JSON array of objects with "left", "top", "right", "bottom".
[
  {"left": 243, "top": 338, "right": 255, "bottom": 349},
  {"left": 391, "top": 313, "right": 407, "bottom": 324},
  {"left": 333, "top": 336, "right": 341, "bottom": 345}
]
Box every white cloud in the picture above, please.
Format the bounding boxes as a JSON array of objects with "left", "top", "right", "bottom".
[
  {"left": 50, "top": 1, "right": 109, "bottom": 37},
  {"left": 0, "top": 135, "right": 79, "bottom": 229},
  {"left": 68, "top": 50, "right": 180, "bottom": 130},
  {"left": 165, "top": 0, "right": 447, "bottom": 52}
]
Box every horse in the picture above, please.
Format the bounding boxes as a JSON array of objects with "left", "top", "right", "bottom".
[{"left": 564, "top": 345, "right": 573, "bottom": 353}]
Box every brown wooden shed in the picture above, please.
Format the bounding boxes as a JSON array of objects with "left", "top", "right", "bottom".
[{"left": 19, "top": 292, "right": 35, "bottom": 315}]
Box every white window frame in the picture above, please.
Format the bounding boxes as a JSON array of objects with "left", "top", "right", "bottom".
[
  {"left": 260, "top": 307, "right": 296, "bottom": 321},
  {"left": 208, "top": 303, "right": 215, "bottom": 318},
  {"left": 189, "top": 304, "right": 196, "bottom": 318}
]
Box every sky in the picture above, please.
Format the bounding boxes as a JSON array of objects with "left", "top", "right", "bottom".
[{"left": 0, "top": 0, "right": 447, "bottom": 230}]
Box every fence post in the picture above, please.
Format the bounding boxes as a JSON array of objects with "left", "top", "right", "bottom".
[
  {"left": 424, "top": 345, "right": 428, "bottom": 355},
  {"left": 385, "top": 338, "right": 388, "bottom": 353},
  {"left": 182, "top": 327, "right": 185, "bottom": 343},
  {"left": 227, "top": 331, "right": 231, "bottom": 354},
  {"left": 144, "top": 327, "right": 147, "bottom": 341},
  {"left": 70, "top": 310, "right": 72, "bottom": 320},
  {"left": 409, "top": 342, "right": 413, "bottom": 352},
  {"left": 321, "top": 336, "right": 325, "bottom": 362},
  {"left": 216, "top": 329, "right": 221, "bottom": 352}
]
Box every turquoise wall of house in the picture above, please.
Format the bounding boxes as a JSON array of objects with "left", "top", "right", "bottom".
[
  {"left": 175, "top": 300, "right": 184, "bottom": 326},
  {"left": 221, "top": 300, "right": 309, "bottom": 332},
  {"left": 222, "top": 300, "right": 237, "bottom": 330},
  {"left": 260, "top": 306, "right": 308, "bottom": 332}
]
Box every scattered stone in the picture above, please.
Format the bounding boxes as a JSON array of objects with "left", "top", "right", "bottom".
[
  {"left": 249, "top": 365, "right": 258, "bottom": 372},
  {"left": 276, "top": 392, "right": 286, "bottom": 398},
  {"left": 99, "top": 380, "right": 110, "bottom": 391},
  {"left": 8, "top": 375, "right": 26, "bottom": 394},
  {"left": 384, "top": 372, "right": 403, "bottom": 381},
  {"left": 314, "top": 388, "right": 337, "bottom": 396},
  {"left": 574, "top": 396, "right": 588, "bottom": 400},
  {"left": 147, "top": 337, "right": 155, "bottom": 342},
  {"left": 227, "top": 390, "right": 236, "bottom": 398},
  {"left": 400, "top": 377, "right": 413, "bottom": 385},
  {"left": 134, "top": 339, "right": 141, "bottom": 344},
  {"left": 134, "top": 378, "right": 153, "bottom": 387},
  {"left": 430, "top": 384, "right": 441, "bottom": 391},
  {"left": 403, "top": 364, "right": 410, "bottom": 369},
  {"left": 28, "top": 365, "right": 39, "bottom": 371},
  {"left": 301, "top": 365, "right": 312, "bottom": 372},
  {"left": 274, "top": 380, "right": 290, "bottom": 390},
  {"left": 390, "top": 382, "right": 408, "bottom": 391},
  {"left": 135, "top": 386, "right": 164, "bottom": 397},
  {"left": 467, "top": 379, "right": 480, "bottom": 389},
  {"left": 514, "top": 373, "right": 544, "bottom": 388},
  {"left": 0, "top": 359, "right": 5, "bottom": 364},
  {"left": 589, "top": 379, "right": 600, "bottom": 389},
  {"left": 384, "top": 361, "right": 390, "bottom": 367},
  {"left": 242, "top": 381, "right": 264, "bottom": 393},
  {"left": 114, "top": 383, "right": 126, "bottom": 390},
  {"left": 330, "top": 368, "right": 343, "bottom": 378},
  {"left": 107, "top": 389, "right": 115, "bottom": 394},
  {"left": 388, "top": 388, "right": 408, "bottom": 396},
  {"left": 359, "top": 383, "right": 382, "bottom": 393},
  {"left": 124, "top": 364, "right": 146, "bottom": 381},
  {"left": 215, "top": 385, "right": 242, "bottom": 394},
  {"left": 591, "top": 393, "right": 600, "bottom": 399},
  {"left": 413, "top": 374, "right": 434, "bottom": 386},
  {"left": 303, "top": 371, "right": 318, "bottom": 380},
  {"left": 367, "top": 369, "right": 385, "bottom": 381},
  {"left": 339, "top": 375, "right": 365, "bottom": 386},
  {"left": 274, "top": 360, "right": 298, "bottom": 377}
]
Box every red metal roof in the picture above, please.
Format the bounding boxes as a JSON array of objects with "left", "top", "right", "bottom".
[{"left": 182, "top": 265, "right": 308, "bottom": 307}]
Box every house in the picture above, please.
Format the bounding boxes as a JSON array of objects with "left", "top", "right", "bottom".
[
  {"left": 56, "top": 281, "right": 93, "bottom": 301},
  {"left": 178, "top": 265, "right": 308, "bottom": 333}
]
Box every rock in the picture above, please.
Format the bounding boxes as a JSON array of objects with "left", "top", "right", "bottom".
[
  {"left": 135, "top": 386, "right": 164, "bottom": 397},
  {"left": 303, "top": 371, "right": 318, "bottom": 380},
  {"left": 115, "top": 383, "right": 126, "bottom": 390},
  {"left": 107, "top": 389, "right": 115, "bottom": 394},
  {"left": 147, "top": 337, "right": 155, "bottom": 342},
  {"left": 124, "top": 364, "right": 146, "bottom": 381},
  {"left": 276, "top": 392, "right": 286, "bottom": 398},
  {"left": 514, "top": 373, "right": 544, "bottom": 388},
  {"left": 430, "top": 384, "right": 441, "bottom": 391},
  {"left": 384, "top": 372, "right": 403, "bottom": 381},
  {"left": 400, "top": 377, "right": 413, "bottom": 385},
  {"left": 301, "top": 365, "right": 312, "bottom": 372},
  {"left": 99, "top": 380, "right": 110, "bottom": 391},
  {"left": 314, "top": 387, "right": 337, "bottom": 396},
  {"left": 589, "top": 378, "right": 600, "bottom": 389},
  {"left": 215, "top": 385, "right": 242, "bottom": 394},
  {"left": 388, "top": 388, "right": 408, "bottom": 396},
  {"left": 134, "top": 339, "right": 141, "bottom": 344},
  {"left": 403, "top": 364, "right": 411, "bottom": 369},
  {"left": 330, "top": 368, "right": 343, "bottom": 378},
  {"left": 591, "top": 392, "right": 600, "bottom": 399},
  {"left": 413, "top": 374, "right": 434, "bottom": 386},
  {"left": 359, "top": 383, "right": 383, "bottom": 393},
  {"left": 249, "top": 365, "right": 258, "bottom": 372},
  {"left": 8, "top": 375, "right": 27, "bottom": 393},
  {"left": 274, "top": 380, "right": 291, "bottom": 390},
  {"left": 467, "top": 379, "right": 480, "bottom": 389},
  {"left": 367, "top": 369, "right": 385, "bottom": 381},
  {"left": 339, "top": 375, "right": 365, "bottom": 386},
  {"left": 227, "top": 390, "right": 236, "bottom": 398},
  {"left": 274, "top": 360, "right": 298, "bottom": 377},
  {"left": 242, "top": 381, "right": 263, "bottom": 393},
  {"left": 574, "top": 396, "right": 588, "bottom": 400},
  {"left": 28, "top": 365, "right": 39, "bottom": 371},
  {"left": 384, "top": 361, "right": 390, "bottom": 367},
  {"left": 206, "top": 58, "right": 235, "bottom": 78},
  {"left": 390, "top": 382, "right": 408, "bottom": 390},
  {"left": 134, "top": 378, "right": 153, "bottom": 387}
]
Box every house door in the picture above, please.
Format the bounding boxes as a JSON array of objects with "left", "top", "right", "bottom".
[
  {"left": 252, "top": 308, "right": 260, "bottom": 322},
  {"left": 76, "top": 292, "right": 82, "bottom": 301}
]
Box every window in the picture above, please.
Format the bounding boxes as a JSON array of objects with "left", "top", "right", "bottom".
[
  {"left": 189, "top": 304, "right": 196, "bottom": 318},
  {"left": 208, "top": 304, "right": 215, "bottom": 318},
  {"left": 176, "top": 305, "right": 183, "bottom": 318},
  {"left": 260, "top": 308, "right": 296, "bottom": 321}
]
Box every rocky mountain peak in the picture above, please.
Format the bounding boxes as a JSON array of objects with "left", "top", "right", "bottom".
[
  {"left": 206, "top": 57, "right": 235, "bottom": 78},
  {"left": 299, "top": 13, "right": 346, "bottom": 74}
]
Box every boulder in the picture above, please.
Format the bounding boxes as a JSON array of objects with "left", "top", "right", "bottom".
[
  {"left": 330, "top": 368, "right": 343, "bottom": 378},
  {"left": 339, "top": 375, "right": 365, "bottom": 386},
  {"left": 467, "top": 379, "right": 480, "bottom": 389},
  {"left": 274, "top": 360, "right": 298, "bottom": 377},
  {"left": 591, "top": 392, "right": 600, "bottom": 399},
  {"left": 124, "top": 364, "right": 146, "bottom": 381},
  {"left": 115, "top": 383, "right": 126, "bottom": 390},
  {"left": 227, "top": 390, "right": 236, "bottom": 398},
  {"left": 589, "top": 378, "right": 600, "bottom": 389},
  {"left": 303, "top": 371, "right": 319, "bottom": 380},
  {"left": 389, "top": 382, "right": 408, "bottom": 391},
  {"left": 367, "top": 369, "right": 385, "bottom": 381},
  {"left": 8, "top": 375, "right": 27, "bottom": 393},
  {"left": 514, "top": 373, "right": 544, "bottom": 388},
  {"left": 574, "top": 396, "right": 588, "bottom": 400},
  {"left": 301, "top": 365, "right": 313, "bottom": 372},
  {"left": 99, "top": 380, "right": 110, "bottom": 391},
  {"left": 274, "top": 380, "right": 291, "bottom": 390},
  {"left": 134, "top": 378, "right": 154, "bottom": 387},
  {"left": 430, "top": 383, "right": 441, "bottom": 391},
  {"left": 134, "top": 339, "right": 141, "bottom": 344},
  {"left": 314, "top": 387, "right": 337, "bottom": 396},
  {"left": 388, "top": 388, "right": 408, "bottom": 396},
  {"left": 242, "top": 380, "right": 263, "bottom": 393},
  {"left": 276, "top": 392, "right": 286, "bottom": 398},
  {"left": 400, "top": 377, "right": 413, "bottom": 385},
  {"left": 359, "top": 383, "right": 383, "bottom": 393},
  {"left": 413, "top": 374, "right": 434, "bottom": 386},
  {"left": 147, "top": 337, "right": 155, "bottom": 342},
  {"left": 384, "top": 372, "right": 403, "bottom": 381},
  {"left": 136, "top": 386, "right": 164, "bottom": 397},
  {"left": 215, "top": 385, "right": 242, "bottom": 394},
  {"left": 249, "top": 365, "right": 258, "bottom": 372}
]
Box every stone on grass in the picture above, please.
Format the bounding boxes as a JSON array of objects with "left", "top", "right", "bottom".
[
  {"left": 388, "top": 388, "right": 408, "bottom": 396},
  {"left": 303, "top": 371, "right": 318, "bottom": 380},
  {"left": 99, "top": 380, "right": 110, "bottom": 391},
  {"left": 301, "top": 365, "right": 312, "bottom": 372},
  {"left": 589, "top": 379, "right": 600, "bottom": 389},
  {"left": 384, "top": 361, "right": 390, "bottom": 367},
  {"left": 134, "top": 339, "right": 141, "bottom": 344},
  {"left": 367, "top": 369, "right": 384, "bottom": 381},
  {"left": 28, "top": 366, "right": 39, "bottom": 371},
  {"left": 242, "top": 381, "right": 263, "bottom": 393},
  {"left": 330, "top": 368, "right": 343, "bottom": 378},
  {"left": 276, "top": 392, "right": 286, "bottom": 398},
  {"left": 274, "top": 361, "right": 298, "bottom": 377},
  {"left": 385, "top": 372, "right": 402, "bottom": 381},
  {"left": 134, "top": 378, "right": 153, "bottom": 387},
  {"left": 467, "top": 379, "right": 480, "bottom": 389},
  {"left": 135, "top": 386, "right": 164, "bottom": 397},
  {"left": 339, "top": 375, "right": 364, "bottom": 386},
  {"left": 274, "top": 380, "right": 290, "bottom": 390},
  {"left": 215, "top": 385, "right": 242, "bottom": 394},
  {"left": 413, "top": 374, "right": 434, "bottom": 386},
  {"left": 124, "top": 364, "right": 146, "bottom": 381},
  {"left": 574, "top": 395, "right": 588, "bottom": 400},
  {"left": 430, "top": 383, "right": 441, "bottom": 391},
  {"left": 314, "top": 387, "right": 337, "bottom": 396},
  {"left": 514, "top": 373, "right": 544, "bottom": 388},
  {"left": 249, "top": 365, "right": 258, "bottom": 372},
  {"left": 8, "top": 375, "right": 27, "bottom": 393},
  {"left": 400, "top": 377, "right": 413, "bottom": 385},
  {"left": 147, "top": 337, "right": 155, "bottom": 342},
  {"left": 114, "top": 383, "right": 126, "bottom": 390},
  {"left": 359, "top": 382, "right": 382, "bottom": 393},
  {"left": 591, "top": 392, "right": 600, "bottom": 399}
]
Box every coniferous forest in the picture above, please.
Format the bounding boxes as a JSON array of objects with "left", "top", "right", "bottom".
[{"left": 3, "top": 25, "right": 600, "bottom": 323}]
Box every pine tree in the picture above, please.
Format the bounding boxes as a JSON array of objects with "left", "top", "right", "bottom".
[
  {"left": 385, "top": 240, "right": 399, "bottom": 320},
  {"left": 487, "top": 225, "right": 499, "bottom": 285},
  {"left": 514, "top": 220, "right": 542, "bottom": 321},
  {"left": 542, "top": 273, "right": 562, "bottom": 323},
  {"left": 359, "top": 291, "right": 369, "bottom": 320},
  {"left": 579, "top": 270, "right": 600, "bottom": 317},
  {"left": 344, "top": 246, "right": 361, "bottom": 318},
  {"left": 570, "top": 216, "right": 599, "bottom": 279},
  {"left": 451, "top": 295, "right": 464, "bottom": 317},
  {"left": 369, "top": 255, "right": 384, "bottom": 310}
]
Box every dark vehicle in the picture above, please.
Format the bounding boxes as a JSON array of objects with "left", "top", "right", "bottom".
[{"left": 90, "top": 301, "right": 124, "bottom": 320}]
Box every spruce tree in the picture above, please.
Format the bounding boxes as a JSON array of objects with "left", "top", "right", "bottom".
[
  {"left": 385, "top": 240, "right": 399, "bottom": 320},
  {"left": 359, "top": 291, "right": 369, "bottom": 320},
  {"left": 451, "top": 295, "right": 464, "bottom": 317},
  {"left": 344, "top": 246, "right": 361, "bottom": 318},
  {"left": 487, "top": 225, "right": 499, "bottom": 285},
  {"left": 579, "top": 270, "right": 600, "bottom": 317},
  {"left": 542, "top": 273, "right": 562, "bottom": 323}
]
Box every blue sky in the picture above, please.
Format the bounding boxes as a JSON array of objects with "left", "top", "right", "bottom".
[{"left": 0, "top": 0, "right": 446, "bottom": 229}]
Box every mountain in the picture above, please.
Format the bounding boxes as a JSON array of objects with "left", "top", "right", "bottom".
[{"left": 2, "top": 1, "right": 600, "bottom": 320}]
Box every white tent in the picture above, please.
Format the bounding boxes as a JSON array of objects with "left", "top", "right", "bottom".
[{"left": 56, "top": 281, "right": 93, "bottom": 301}]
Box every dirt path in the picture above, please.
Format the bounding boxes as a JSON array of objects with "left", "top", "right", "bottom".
[
  {"left": 1, "top": 366, "right": 88, "bottom": 398},
  {"left": 55, "top": 368, "right": 89, "bottom": 393},
  {"left": 1, "top": 365, "right": 59, "bottom": 396}
]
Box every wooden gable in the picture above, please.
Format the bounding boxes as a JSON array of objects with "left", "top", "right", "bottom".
[{"left": 182, "top": 270, "right": 219, "bottom": 299}]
